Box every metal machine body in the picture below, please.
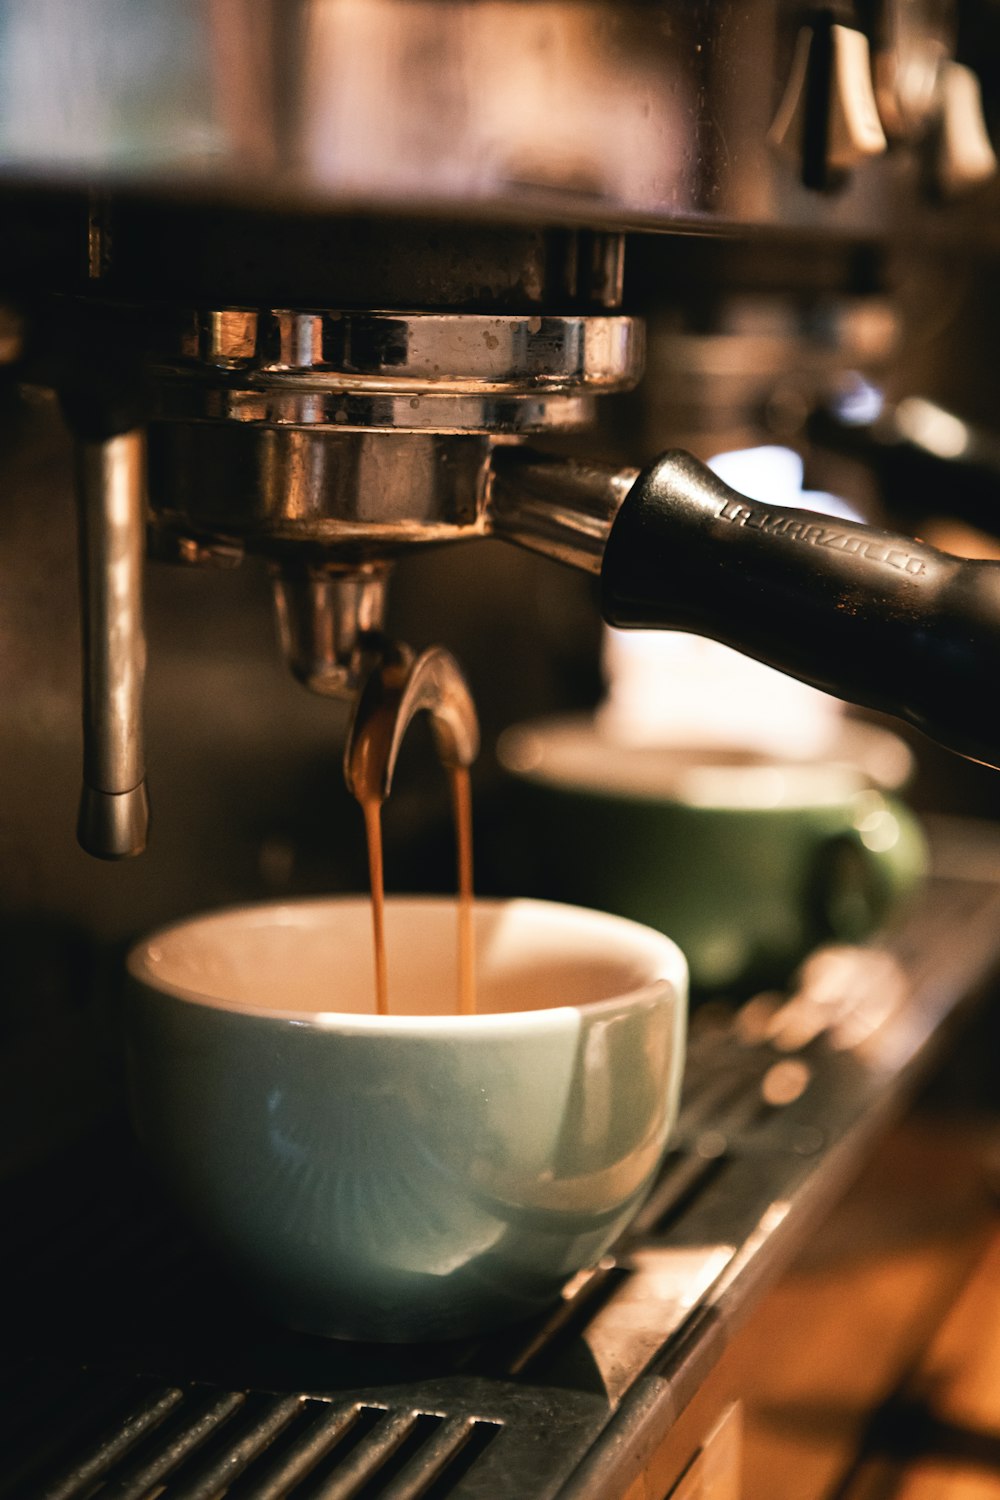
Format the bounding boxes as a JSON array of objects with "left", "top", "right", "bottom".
[{"left": 0, "top": 0, "right": 992, "bottom": 233}]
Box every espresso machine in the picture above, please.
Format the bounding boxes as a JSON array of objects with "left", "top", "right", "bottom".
[{"left": 5, "top": 3, "right": 1000, "bottom": 1497}]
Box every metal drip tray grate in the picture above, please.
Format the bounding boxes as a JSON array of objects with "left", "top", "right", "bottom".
[
  {"left": 1, "top": 1376, "right": 504, "bottom": 1500},
  {"left": 5, "top": 839, "right": 1000, "bottom": 1499}
]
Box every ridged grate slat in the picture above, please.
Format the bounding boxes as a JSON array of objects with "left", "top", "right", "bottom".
[
  {"left": 377, "top": 1417, "right": 497, "bottom": 1500},
  {"left": 308, "top": 1411, "right": 420, "bottom": 1500},
  {"left": 229, "top": 1404, "right": 364, "bottom": 1500},
  {"left": 164, "top": 1395, "right": 305, "bottom": 1500},
  {"left": 97, "top": 1391, "right": 247, "bottom": 1500},
  {"left": 40, "top": 1387, "right": 185, "bottom": 1500}
]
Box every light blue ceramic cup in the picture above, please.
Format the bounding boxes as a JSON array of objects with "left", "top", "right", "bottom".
[{"left": 126, "top": 896, "right": 687, "bottom": 1342}]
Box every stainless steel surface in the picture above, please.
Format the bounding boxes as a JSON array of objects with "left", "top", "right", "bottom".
[
  {"left": 139, "top": 307, "right": 641, "bottom": 719},
  {"left": 149, "top": 430, "right": 494, "bottom": 554},
  {"left": 488, "top": 446, "right": 639, "bottom": 575},
  {"left": 345, "top": 642, "right": 480, "bottom": 799},
  {"left": 272, "top": 563, "right": 390, "bottom": 698},
  {"left": 76, "top": 781, "right": 151, "bottom": 866},
  {"left": 153, "top": 387, "right": 595, "bottom": 432},
  {"left": 75, "top": 429, "right": 148, "bottom": 859},
  {"left": 1, "top": 0, "right": 995, "bottom": 237},
  {"left": 5, "top": 829, "right": 1000, "bottom": 1498},
  {"left": 142, "top": 310, "right": 640, "bottom": 554},
  {"left": 143, "top": 309, "right": 639, "bottom": 559},
  {"left": 155, "top": 310, "right": 642, "bottom": 401}
]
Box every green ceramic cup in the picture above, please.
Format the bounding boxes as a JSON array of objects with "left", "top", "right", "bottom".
[
  {"left": 126, "top": 896, "right": 687, "bottom": 1342},
  {"left": 497, "top": 719, "right": 927, "bottom": 994}
]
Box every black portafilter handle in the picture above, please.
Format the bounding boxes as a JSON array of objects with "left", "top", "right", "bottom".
[{"left": 600, "top": 451, "right": 1000, "bottom": 770}]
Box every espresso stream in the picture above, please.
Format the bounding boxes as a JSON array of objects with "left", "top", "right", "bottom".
[
  {"left": 360, "top": 765, "right": 476, "bottom": 1017},
  {"left": 450, "top": 765, "right": 476, "bottom": 1017}
]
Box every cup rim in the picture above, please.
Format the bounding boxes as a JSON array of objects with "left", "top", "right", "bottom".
[
  {"left": 126, "top": 893, "right": 687, "bottom": 1031},
  {"left": 497, "top": 713, "right": 913, "bottom": 807}
]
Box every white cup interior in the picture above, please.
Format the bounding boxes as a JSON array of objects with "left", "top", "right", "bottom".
[{"left": 127, "top": 896, "right": 683, "bottom": 1023}]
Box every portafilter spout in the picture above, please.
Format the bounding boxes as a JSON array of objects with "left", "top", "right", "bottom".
[
  {"left": 272, "top": 562, "right": 393, "bottom": 699},
  {"left": 344, "top": 643, "right": 480, "bottom": 805}
]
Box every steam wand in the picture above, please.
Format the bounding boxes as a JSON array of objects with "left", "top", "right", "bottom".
[{"left": 74, "top": 426, "right": 150, "bottom": 859}]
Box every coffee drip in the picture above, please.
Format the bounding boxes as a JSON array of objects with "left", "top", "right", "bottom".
[
  {"left": 345, "top": 644, "right": 481, "bottom": 1016},
  {"left": 450, "top": 764, "right": 476, "bottom": 1017},
  {"left": 359, "top": 797, "right": 390, "bottom": 1016}
]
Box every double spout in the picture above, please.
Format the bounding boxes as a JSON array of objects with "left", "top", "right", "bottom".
[{"left": 344, "top": 643, "right": 480, "bottom": 806}]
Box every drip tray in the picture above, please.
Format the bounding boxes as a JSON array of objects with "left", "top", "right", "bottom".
[{"left": 4, "top": 820, "right": 1000, "bottom": 1499}]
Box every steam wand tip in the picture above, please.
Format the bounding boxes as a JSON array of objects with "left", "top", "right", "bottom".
[{"left": 77, "top": 780, "right": 150, "bottom": 859}]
